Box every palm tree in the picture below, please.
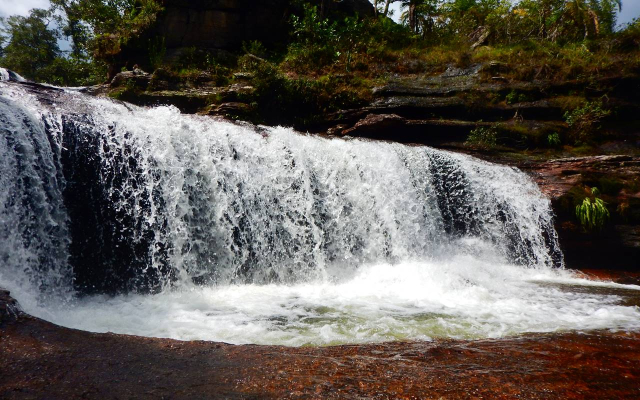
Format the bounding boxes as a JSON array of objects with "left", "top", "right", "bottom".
[{"left": 563, "top": 0, "right": 622, "bottom": 39}]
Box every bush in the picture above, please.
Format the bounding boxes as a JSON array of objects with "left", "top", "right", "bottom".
[
  {"left": 615, "top": 18, "right": 640, "bottom": 52},
  {"left": 505, "top": 90, "right": 531, "bottom": 105},
  {"left": 237, "top": 59, "right": 369, "bottom": 126},
  {"left": 466, "top": 126, "right": 498, "bottom": 147},
  {"left": 285, "top": 5, "right": 341, "bottom": 71},
  {"left": 564, "top": 100, "right": 611, "bottom": 143},
  {"left": 284, "top": 4, "right": 418, "bottom": 73},
  {"left": 547, "top": 132, "right": 562, "bottom": 147}
]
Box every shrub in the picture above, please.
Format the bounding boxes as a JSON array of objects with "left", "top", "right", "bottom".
[
  {"left": 547, "top": 132, "right": 562, "bottom": 147},
  {"left": 564, "top": 100, "right": 611, "bottom": 143},
  {"left": 237, "top": 58, "right": 369, "bottom": 126},
  {"left": 285, "top": 5, "right": 341, "bottom": 71},
  {"left": 242, "top": 41, "right": 269, "bottom": 59},
  {"left": 505, "top": 90, "right": 531, "bottom": 105},
  {"left": 466, "top": 126, "right": 498, "bottom": 147}
]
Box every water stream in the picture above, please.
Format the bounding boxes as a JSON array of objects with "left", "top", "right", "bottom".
[{"left": 1, "top": 80, "right": 639, "bottom": 346}]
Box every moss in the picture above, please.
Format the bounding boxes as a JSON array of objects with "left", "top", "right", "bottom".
[
  {"left": 108, "top": 86, "right": 141, "bottom": 101},
  {"left": 491, "top": 121, "right": 566, "bottom": 150},
  {"left": 236, "top": 60, "right": 371, "bottom": 126},
  {"left": 550, "top": 96, "right": 588, "bottom": 112},
  {"left": 598, "top": 177, "right": 624, "bottom": 196}
]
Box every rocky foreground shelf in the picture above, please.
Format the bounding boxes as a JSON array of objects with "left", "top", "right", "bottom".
[{"left": 2, "top": 289, "right": 640, "bottom": 399}]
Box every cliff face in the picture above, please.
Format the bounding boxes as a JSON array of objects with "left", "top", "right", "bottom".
[
  {"left": 155, "top": 0, "right": 374, "bottom": 51},
  {"left": 157, "top": 0, "right": 291, "bottom": 52}
]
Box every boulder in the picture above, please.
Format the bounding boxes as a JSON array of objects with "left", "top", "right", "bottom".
[
  {"left": 341, "top": 113, "right": 407, "bottom": 136},
  {"left": 0, "top": 289, "right": 21, "bottom": 326},
  {"left": 206, "top": 102, "right": 255, "bottom": 119}
]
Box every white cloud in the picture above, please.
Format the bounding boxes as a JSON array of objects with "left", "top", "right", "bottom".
[{"left": 0, "top": 0, "right": 51, "bottom": 18}]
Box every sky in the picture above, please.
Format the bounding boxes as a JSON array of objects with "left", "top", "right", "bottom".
[
  {"left": 0, "top": 0, "right": 50, "bottom": 19},
  {"left": 1, "top": 0, "right": 639, "bottom": 26}
]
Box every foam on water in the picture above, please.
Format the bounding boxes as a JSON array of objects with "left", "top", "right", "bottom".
[
  {"left": 19, "top": 256, "right": 640, "bottom": 346},
  {"left": 1, "top": 81, "right": 639, "bottom": 346}
]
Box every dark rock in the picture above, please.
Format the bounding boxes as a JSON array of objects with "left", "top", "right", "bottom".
[
  {"left": 327, "top": 124, "right": 349, "bottom": 135},
  {"left": 340, "top": 115, "right": 489, "bottom": 144},
  {"left": 110, "top": 70, "right": 151, "bottom": 90},
  {"left": 0, "top": 68, "right": 27, "bottom": 82},
  {"left": 442, "top": 63, "right": 483, "bottom": 78},
  {"left": 342, "top": 113, "right": 407, "bottom": 136},
  {"left": 0, "top": 289, "right": 21, "bottom": 326},
  {"left": 524, "top": 155, "right": 640, "bottom": 271},
  {"left": 487, "top": 61, "right": 509, "bottom": 74},
  {"left": 207, "top": 102, "right": 254, "bottom": 119},
  {"left": 233, "top": 72, "right": 254, "bottom": 80},
  {"left": 504, "top": 100, "right": 565, "bottom": 121},
  {"left": 155, "top": 0, "right": 374, "bottom": 53},
  {"left": 369, "top": 96, "right": 467, "bottom": 119},
  {"left": 616, "top": 225, "right": 640, "bottom": 248}
]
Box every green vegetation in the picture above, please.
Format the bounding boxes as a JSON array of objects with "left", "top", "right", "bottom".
[
  {"left": 0, "top": 8, "right": 105, "bottom": 85},
  {"left": 547, "top": 132, "right": 562, "bottom": 147},
  {"left": 1, "top": 0, "right": 638, "bottom": 130},
  {"left": 575, "top": 187, "right": 610, "bottom": 232},
  {"left": 236, "top": 57, "right": 372, "bottom": 126},
  {"left": 2, "top": 1, "right": 635, "bottom": 84},
  {"left": 564, "top": 100, "right": 612, "bottom": 144},
  {"left": 466, "top": 126, "right": 498, "bottom": 147},
  {"left": 0, "top": 0, "right": 162, "bottom": 85}
]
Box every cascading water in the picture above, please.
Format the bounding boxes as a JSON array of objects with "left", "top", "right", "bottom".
[{"left": 1, "top": 80, "right": 639, "bottom": 346}]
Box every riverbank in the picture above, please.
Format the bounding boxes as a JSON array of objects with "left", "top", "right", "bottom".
[{"left": 2, "top": 288, "right": 640, "bottom": 399}]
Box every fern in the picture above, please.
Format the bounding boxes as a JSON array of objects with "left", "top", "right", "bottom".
[{"left": 575, "top": 187, "right": 610, "bottom": 232}]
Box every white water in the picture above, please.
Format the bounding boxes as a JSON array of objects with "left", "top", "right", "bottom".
[
  {"left": 1, "top": 81, "right": 639, "bottom": 346},
  {"left": 0, "top": 67, "right": 26, "bottom": 82},
  {"left": 15, "top": 257, "right": 640, "bottom": 346}
]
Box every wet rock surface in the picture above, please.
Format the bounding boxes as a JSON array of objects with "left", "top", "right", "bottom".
[
  {"left": 0, "top": 290, "right": 21, "bottom": 327},
  {"left": 524, "top": 155, "right": 640, "bottom": 271},
  {"left": 1, "top": 290, "right": 640, "bottom": 399},
  {"left": 331, "top": 72, "right": 640, "bottom": 142}
]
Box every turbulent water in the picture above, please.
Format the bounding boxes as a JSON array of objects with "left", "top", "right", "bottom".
[{"left": 1, "top": 80, "right": 639, "bottom": 346}]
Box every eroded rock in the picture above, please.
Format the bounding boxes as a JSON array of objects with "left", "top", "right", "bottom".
[{"left": 1, "top": 288, "right": 640, "bottom": 399}]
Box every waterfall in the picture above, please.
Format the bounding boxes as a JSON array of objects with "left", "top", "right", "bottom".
[
  {"left": 2, "top": 80, "right": 637, "bottom": 346},
  {"left": 0, "top": 95, "right": 71, "bottom": 301},
  {"left": 0, "top": 67, "right": 26, "bottom": 83},
  {"left": 0, "top": 81, "right": 561, "bottom": 295}
]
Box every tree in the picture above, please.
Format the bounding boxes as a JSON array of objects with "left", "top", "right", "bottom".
[
  {"left": 50, "top": 0, "right": 163, "bottom": 77},
  {"left": 514, "top": 0, "right": 565, "bottom": 40},
  {"left": 561, "top": 0, "right": 622, "bottom": 39},
  {"left": 0, "top": 8, "right": 61, "bottom": 82},
  {"left": 400, "top": 0, "right": 438, "bottom": 35},
  {"left": 381, "top": 0, "right": 399, "bottom": 17},
  {"left": 439, "top": 0, "right": 500, "bottom": 36}
]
